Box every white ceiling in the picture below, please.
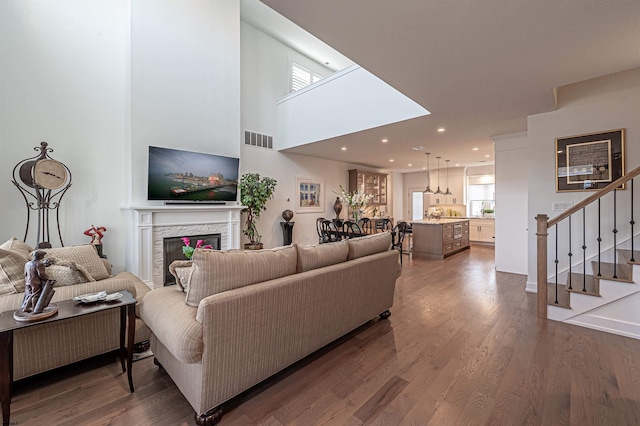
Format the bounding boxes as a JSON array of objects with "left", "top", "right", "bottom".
[{"left": 252, "top": 0, "right": 640, "bottom": 171}]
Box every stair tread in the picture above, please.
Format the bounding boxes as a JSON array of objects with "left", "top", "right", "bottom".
[
  {"left": 547, "top": 282, "right": 571, "bottom": 309},
  {"left": 566, "top": 273, "right": 600, "bottom": 296},
  {"left": 590, "top": 261, "right": 634, "bottom": 283},
  {"left": 617, "top": 249, "right": 640, "bottom": 265}
]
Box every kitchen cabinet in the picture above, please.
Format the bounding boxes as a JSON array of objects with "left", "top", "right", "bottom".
[
  {"left": 348, "top": 169, "right": 387, "bottom": 205},
  {"left": 469, "top": 219, "right": 495, "bottom": 243},
  {"left": 426, "top": 173, "right": 464, "bottom": 205},
  {"left": 411, "top": 219, "right": 470, "bottom": 259}
]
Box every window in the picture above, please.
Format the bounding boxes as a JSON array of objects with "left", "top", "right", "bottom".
[{"left": 291, "top": 62, "right": 322, "bottom": 92}]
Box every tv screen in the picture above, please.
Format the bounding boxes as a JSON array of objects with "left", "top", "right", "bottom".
[{"left": 147, "top": 146, "right": 239, "bottom": 202}]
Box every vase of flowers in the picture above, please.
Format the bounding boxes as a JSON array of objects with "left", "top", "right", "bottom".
[
  {"left": 181, "top": 237, "right": 213, "bottom": 259},
  {"left": 337, "top": 186, "right": 373, "bottom": 222}
]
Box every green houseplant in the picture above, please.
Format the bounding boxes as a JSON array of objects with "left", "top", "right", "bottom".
[{"left": 239, "top": 173, "right": 277, "bottom": 249}]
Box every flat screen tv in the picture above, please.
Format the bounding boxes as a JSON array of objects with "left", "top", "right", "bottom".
[{"left": 147, "top": 146, "right": 239, "bottom": 202}]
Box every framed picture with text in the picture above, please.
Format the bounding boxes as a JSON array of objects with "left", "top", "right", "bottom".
[
  {"left": 556, "top": 129, "right": 625, "bottom": 192},
  {"left": 295, "top": 177, "right": 324, "bottom": 213}
]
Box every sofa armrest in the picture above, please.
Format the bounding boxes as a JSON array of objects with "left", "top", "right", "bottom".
[{"left": 139, "top": 286, "right": 203, "bottom": 363}]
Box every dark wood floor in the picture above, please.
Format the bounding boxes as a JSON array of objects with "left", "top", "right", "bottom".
[{"left": 8, "top": 244, "right": 640, "bottom": 425}]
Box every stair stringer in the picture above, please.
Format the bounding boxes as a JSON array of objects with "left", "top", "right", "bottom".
[
  {"left": 565, "top": 291, "right": 640, "bottom": 339},
  {"left": 547, "top": 264, "right": 640, "bottom": 325}
]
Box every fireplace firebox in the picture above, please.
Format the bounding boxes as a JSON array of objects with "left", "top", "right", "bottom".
[{"left": 163, "top": 234, "right": 221, "bottom": 286}]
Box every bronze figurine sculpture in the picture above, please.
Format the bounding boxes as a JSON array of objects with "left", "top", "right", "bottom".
[{"left": 15, "top": 251, "right": 58, "bottom": 322}]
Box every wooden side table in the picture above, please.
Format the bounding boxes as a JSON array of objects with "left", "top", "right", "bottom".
[{"left": 0, "top": 290, "right": 137, "bottom": 426}]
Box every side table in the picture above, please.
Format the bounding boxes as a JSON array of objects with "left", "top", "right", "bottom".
[{"left": 0, "top": 290, "right": 137, "bottom": 426}]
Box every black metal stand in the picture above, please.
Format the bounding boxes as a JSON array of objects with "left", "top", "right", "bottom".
[
  {"left": 11, "top": 142, "right": 72, "bottom": 248},
  {"left": 281, "top": 222, "right": 294, "bottom": 245}
]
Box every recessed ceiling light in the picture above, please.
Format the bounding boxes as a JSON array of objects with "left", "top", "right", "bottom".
[
  {"left": 422, "top": 167, "right": 427, "bottom": 170},
  {"left": 382, "top": 139, "right": 389, "bottom": 143},
  {"left": 472, "top": 147, "right": 479, "bottom": 151},
  {"left": 341, "top": 147, "right": 347, "bottom": 151},
  {"left": 455, "top": 164, "right": 460, "bottom": 167},
  {"left": 412, "top": 146, "right": 424, "bottom": 151},
  {"left": 408, "top": 164, "right": 412, "bottom": 167},
  {"left": 389, "top": 159, "right": 394, "bottom": 162},
  {"left": 437, "top": 128, "right": 446, "bottom": 132},
  {"left": 485, "top": 154, "right": 490, "bottom": 158}
]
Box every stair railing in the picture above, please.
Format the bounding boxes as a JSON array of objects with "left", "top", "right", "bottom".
[{"left": 536, "top": 165, "right": 640, "bottom": 318}]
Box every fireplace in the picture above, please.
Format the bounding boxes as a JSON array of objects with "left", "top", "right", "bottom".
[
  {"left": 163, "top": 233, "right": 221, "bottom": 286},
  {"left": 126, "top": 205, "right": 244, "bottom": 288}
]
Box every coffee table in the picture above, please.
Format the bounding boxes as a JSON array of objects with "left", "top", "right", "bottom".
[{"left": 0, "top": 289, "right": 136, "bottom": 426}]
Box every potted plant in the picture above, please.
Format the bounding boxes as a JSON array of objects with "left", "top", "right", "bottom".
[{"left": 239, "top": 173, "right": 277, "bottom": 249}]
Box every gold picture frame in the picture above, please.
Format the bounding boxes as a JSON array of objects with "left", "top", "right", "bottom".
[{"left": 556, "top": 129, "right": 625, "bottom": 192}]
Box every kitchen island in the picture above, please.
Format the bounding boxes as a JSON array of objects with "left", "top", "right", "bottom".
[{"left": 410, "top": 218, "right": 470, "bottom": 259}]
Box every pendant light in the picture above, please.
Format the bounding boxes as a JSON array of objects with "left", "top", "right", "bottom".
[
  {"left": 444, "top": 159, "right": 453, "bottom": 196},
  {"left": 423, "top": 153, "right": 434, "bottom": 194},
  {"left": 434, "top": 156, "right": 444, "bottom": 195}
]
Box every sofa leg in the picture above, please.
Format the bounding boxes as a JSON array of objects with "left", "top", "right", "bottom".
[
  {"left": 194, "top": 406, "right": 223, "bottom": 426},
  {"left": 379, "top": 310, "right": 391, "bottom": 320},
  {"left": 153, "top": 357, "right": 165, "bottom": 371}
]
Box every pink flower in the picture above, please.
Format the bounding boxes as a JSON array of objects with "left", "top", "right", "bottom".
[
  {"left": 195, "top": 240, "right": 205, "bottom": 248},
  {"left": 203, "top": 244, "right": 213, "bottom": 250},
  {"left": 181, "top": 237, "right": 191, "bottom": 247}
]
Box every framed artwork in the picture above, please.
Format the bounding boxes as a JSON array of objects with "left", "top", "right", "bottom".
[
  {"left": 556, "top": 129, "right": 625, "bottom": 192},
  {"left": 296, "top": 177, "right": 324, "bottom": 213}
]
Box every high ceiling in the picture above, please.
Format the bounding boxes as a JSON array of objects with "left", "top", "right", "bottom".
[{"left": 257, "top": 0, "right": 640, "bottom": 171}]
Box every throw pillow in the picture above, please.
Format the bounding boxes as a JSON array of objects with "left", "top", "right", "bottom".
[
  {"left": 0, "top": 237, "right": 33, "bottom": 259},
  {"left": 347, "top": 232, "right": 392, "bottom": 260},
  {"left": 169, "top": 260, "right": 193, "bottom": 293},
  {"left": 0, "top": 248, "right": 29, "bottom": 294},
  {"left": 39, "top": 245, "right": 110, "bottom": 281},
  {"left": 45, "top": 260, "right": 96, "bottom": 287},
  {"left": 296, "top": 239, "right": 349, "bottom": 273},
  {"left": 185, "top": 245, "right": 298, "bottom": 307}
]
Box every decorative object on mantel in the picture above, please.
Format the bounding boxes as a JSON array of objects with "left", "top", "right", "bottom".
[
  {"left": 84, "top": 225, "right": 107, "bottom": 258},
  {"left": 11, "top": 141, "right": 72, "bottom": 248},
  {"left": 337, "top": 185, "right": 373, "bottom": 223},
  {"left": 333, "top": 197, "right": 342, "bottom": 218},
  {"left": 181, "top": 237, "right": 213, "bottom": 259},
  {"left": 282, "top": 209, "right": 294, "bottom": 223},
  {"left": 239, "top": 173, "right": 277, "bottom": 250},
  {"left": 14, "top": 251, "right": 58, "bottom": 322}
]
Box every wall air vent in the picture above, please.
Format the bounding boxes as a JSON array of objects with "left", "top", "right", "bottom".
[{"left": 244, "top": 131, "right": 273, "bottom": 149}]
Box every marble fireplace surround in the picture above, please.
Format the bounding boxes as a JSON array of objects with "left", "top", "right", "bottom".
[{"left": 128, "top": 205, "right": 244, "bottom": 288}]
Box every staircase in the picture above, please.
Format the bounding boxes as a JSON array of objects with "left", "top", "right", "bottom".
[{"left": 536, "top": 166, "right": 640, "bottom": 339}]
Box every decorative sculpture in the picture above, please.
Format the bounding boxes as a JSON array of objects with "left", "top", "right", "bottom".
[
  {"left": 15, "top": 251, "right": 58, "bottom": 322},
  {"left": 84, "top": 225, "right": 107, "bottom": 258},
  {"left": 281, "top": 209, "right": 294, "bottom": 223},
  {"left": 333, "top": 197, "right": 342, "bottom": 219}
]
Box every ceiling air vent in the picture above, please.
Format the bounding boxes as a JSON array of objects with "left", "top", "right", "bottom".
[{"left": 244, "top": 131, "right": 273, "bottom": 149}]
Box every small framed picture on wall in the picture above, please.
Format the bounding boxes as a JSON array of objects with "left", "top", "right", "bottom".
[{"left": 295, "top": 177, "right": 324, "bottom": 213}]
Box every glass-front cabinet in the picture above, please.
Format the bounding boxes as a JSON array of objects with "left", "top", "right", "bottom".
[{"left": 349, "top": 169, "right": 388, "bottom": 205}]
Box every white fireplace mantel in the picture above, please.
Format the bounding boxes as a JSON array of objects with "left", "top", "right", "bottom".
[{"left": 124, "top": 204, "right": 245, "bottom": 288}]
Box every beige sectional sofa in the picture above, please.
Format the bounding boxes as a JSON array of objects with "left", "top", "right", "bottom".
[
  {"left": 140, "top": 232, "right": 400, "bottom": 425},
  {"left": 0, "top": 238, "right": 151, "bottom": 380}
]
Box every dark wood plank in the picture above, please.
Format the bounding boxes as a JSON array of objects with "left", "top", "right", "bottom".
[{"left": 6, "top": 244, "right": 640, "bottom": 425}]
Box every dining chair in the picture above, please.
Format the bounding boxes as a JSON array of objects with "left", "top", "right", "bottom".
[
  {"left": 342, "top": 220, "right": 364, "bottom": 239},
  {"left": 376, "top": 218, "right": 392, "bottom": 233},
  {"left": 321, "top": 219, "right": 340, "bottom": 243},
  {"left": 391, "top": 221, "right": 408, "bottom": 265},
  {"left": 358, "top": 218, "right": 372, "bottom": 234},
  {"left": 316, "top": 217, "right": 327, "bottom": 243}
]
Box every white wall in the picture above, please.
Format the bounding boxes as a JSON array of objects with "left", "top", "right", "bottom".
[
  {"left": 130, "top": 0, "right": 241, "bottom": 203},
  {"left": 0, "top": 1, "right": 131, "bottom": 270},
  {"left": 527, "top": 68, "right": 640, "bottom": 289},
  {"left": 241, "top": 21, "right": 373, "bottom": 248},
  {"left": 493, "top": 132, "right": 528, "bottom": 275}
]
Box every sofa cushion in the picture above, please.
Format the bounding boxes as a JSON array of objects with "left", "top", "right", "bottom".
[
  {"left": 45, "top": 261, "right": 95, "bottom": 287},
  {"left": 296, "top": 240, "right": 349, "bottom": 273},
  {"left": 140, "top": 286, "right": 203, "bottom": 363},
  {"left": 40, "top": 245, "right": 110, "bottom": 281},
  {"left": 347, "top": 232, "right": 392, "bottom": 260},
  {"left": 185, "top": 245, "right": 297, "bottom": 307},
  {"left": 169, "top": 260, "right": 193, "bottom": 293},
  {"left": 0, "top": 248, "right": 28, "bottom": 295},
  {"left": 0, "top": 237, "right": 33, "bottom": 259}
]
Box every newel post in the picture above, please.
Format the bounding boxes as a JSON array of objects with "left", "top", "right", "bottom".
[{"left": 536, "top": 214, "right": 549, "bottom": 318}]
